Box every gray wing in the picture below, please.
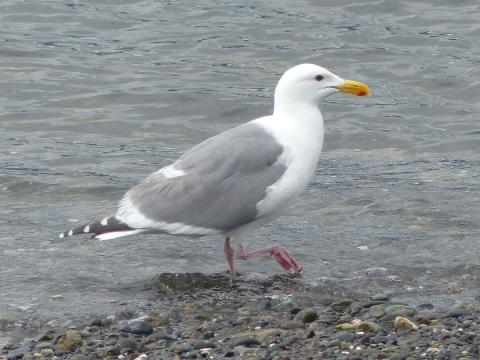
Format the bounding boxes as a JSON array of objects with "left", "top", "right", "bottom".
[{"left": 117, "top": 122, "right": 286, "bottom": 234}]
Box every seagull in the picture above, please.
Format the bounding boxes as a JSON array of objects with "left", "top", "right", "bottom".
[{"left": 60, "top": 63, "right": 370, "bottom": 276}]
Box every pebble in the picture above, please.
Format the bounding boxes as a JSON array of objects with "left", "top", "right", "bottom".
[
  {"left": 331, "top": 299, "right": 354, "bottom": 312},
  {"left": 57, "top": 330, "right": 83, "bottom": 352},
  {"left": 280, "top": 321, "right": 304, "bottom": 330},
  {"left": 233, "top": 337, "right": 260, "bottom": 347},
  {"left": 394, "top": 316, "right": 418, "bottom": 331},
  {"left": 120, "top": 319, "right": 154, "bottom": 335},
  {"left": 443, "top": 309, "right": 470, "bottom": 318},
  {"left": 294, "top": 308, "right": 318, "bottom": 323},
  {"left": 117, "top": 337, "right": 137, "bottom": 351}
]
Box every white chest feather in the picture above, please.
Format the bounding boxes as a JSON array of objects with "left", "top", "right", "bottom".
[{"left": 253, "top": 110, "right": 324, "bottom": 218}]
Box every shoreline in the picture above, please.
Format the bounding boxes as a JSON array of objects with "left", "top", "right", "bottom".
[{"left": 1, "top": 273, "right": 479, "bottom": 359}]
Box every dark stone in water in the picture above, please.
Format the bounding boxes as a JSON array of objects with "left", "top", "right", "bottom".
[
  {"left": 117, "top": 338, "right": 137, "bottom": 351},
  {"left": 7, "top": 346, "right": 31, "bottom": 360},
  {"left": 233, "top": 337, "right": 260, "bottom": 347},
  {"left": 335, "top": 332, "right": 356, "bottom": 342},
  {"left": 443, "top": 309, "right": 470, "bottom": 318},
  {"left": 147, "top": 273, "right": 231, "bottom": 292},
  {"left": 120, "top": 319, "right": 153, "bottom": 335}
]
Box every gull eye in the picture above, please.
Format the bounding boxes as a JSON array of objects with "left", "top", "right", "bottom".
[{"left": 315, "top": 75, "right": 324, "bottom": 81}]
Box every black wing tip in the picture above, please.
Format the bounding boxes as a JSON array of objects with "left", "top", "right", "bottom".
[{"left": 59, "top": 216, "right": 131, "bottom": 239}]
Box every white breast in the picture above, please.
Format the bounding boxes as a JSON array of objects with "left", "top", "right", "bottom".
[{"left": 253, "top": 109, "right": 325, "bottom": 218}]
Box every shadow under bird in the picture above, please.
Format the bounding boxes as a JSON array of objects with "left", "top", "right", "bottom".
[{"left": 60, "top": 63, "right": 370, "bottom": 276}]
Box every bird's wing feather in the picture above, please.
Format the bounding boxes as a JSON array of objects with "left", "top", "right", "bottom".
[{"left": 116, "top": 120, "right": 286, "bottom": 234}]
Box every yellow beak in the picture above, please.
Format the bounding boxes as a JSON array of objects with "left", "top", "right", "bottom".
[{"left": 334, "top": 79, "right": 371, "bottom": 96}]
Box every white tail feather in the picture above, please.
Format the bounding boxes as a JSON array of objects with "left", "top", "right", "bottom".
[{"left": 94, "top": 229, "right": 147, "bottom": 241}]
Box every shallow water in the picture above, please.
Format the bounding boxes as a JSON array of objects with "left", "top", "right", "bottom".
[{"left": 1, "top": 0, "right": 479, "bottom": 327}]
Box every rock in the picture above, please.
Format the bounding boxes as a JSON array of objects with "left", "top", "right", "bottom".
[
  {"left": 117, "top": 338, "right": 137, "bottom": 351},
  {"left": 294, "top": 308, "right": 318, "bottom": 323},
  {"left": 334, "top": 332, "right": 356, "bottom": 342},
  {"left": 370, "top": 335, "right": 396, "bottom": 344},
  {"left": 357, "top": 321, "right": 381, "bottom": 333},
  {"left": 366, "top": 305, "right": 386, "bottom": 319},
  {"left": 416, "top": 303, "right": 435, "bottom": 311},
  {"left": 370, "top": 293, "right": 391, "bottom": 302},
  {"left": 170, "top": 342, "right": 193, "bottom": 354},
  {"left": 331, "top": 299, "right": 354, "bottom": 312},
  {"left": 394, "top": 316, "right": 418, "bottom": 331},
  {"left": 103, "top": 346, "right": 120, "bottom": 356},
  {"left": 89, "top": 318, "right": 105, "bottom": 327},
  {"left": 146, "top": 273, "right": 231, "bottom": 292},
  {"left": 192, "top": 340, "right": 216, "bottom": 350},
  {"left": 254, "top": 329, "right": 282, "bottom": 343},
  {"left": 443, "top": 309, "right": 470, "bottom": 318},
  {"left": 68, "top": 355, "right": 90, "bottom": 360},
  {"left": 462, "top": 319, "right": 474, "bottom": 328},
  {"left": 40, "top": 348, "right": 54, "bottom": 356},
  {"left": 233, "top": 337, "right": 260, "bottom": 347},
  {"left": 33, "top": 342, "right": 53, "bottom": 351},
  {"left": 7, "top": 347, "right": 31, "bottom": 360},
  {"left": 120, "top": 319, "right": 153, "bottom": 335},
  {"left": 336, "top": 323, "right": 354, "bottom": 331},
  {"left": 280, "top": 321, "right": 304, "bottom": 330},
  {"left": 37, "top": 331, "right": 56, "bottom": 342},
  {"left": 57, "top": 330, "right": 83, "bottom": 352},
  {"left": 383, "top": 305, "right": 417, "bottom": 320}
]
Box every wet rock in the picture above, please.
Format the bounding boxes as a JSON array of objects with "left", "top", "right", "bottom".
[
  {"left": 382, "top": 305, "right": 417, "bottom": 320},
  {"left": 357, "top": 320, "right": 381, "bottom": 333},
  {"left": 370, "top": 293, "right": 391, "bottom": 302},
  {"left": 336, "top": 323, "right": 354, "bottom": 331},
  {"left": 57, "top": 330, "right": 83, "bottom": 352},
  {"left": 120, "top": 319, "right": 153, "bottom": 335},
  {"left": 7, "top": 347, "right": 31, "bottom": 360},
  {"left": 366, "top": 304, "right": 386, "bottom": 319},
  {"left": 370, "top": 335, "right": 397, "bottom": 345},
  {"left": 192, "top": 340, "right": 216, "bottom": 350},
  {"left": 334, "top": 332, "right": 356, "bottom": 342},
  {"left": 331, "top": 299, "right": 353, "bottom": 312},
  {"left": 147, "top": 273, "right": 231, "bottom": 292},
  {"left": 294, "top": 308, "right": 318, "bottom": 323},
  {"left": 233, "top": 337, "right": 260, "bottom": 347},
  {"left": 67, "top": 355, "right": 90, "bottom": 360},
  {"left": 103, "top": 346, "right": 120, "bottom": 357},
  {"left": 40, "top": 348, "right": 54, "bottom": 357},
  {"left": 170, "top": 342, "right": 194, "bottom": 354},
  {"left": 416, "top": 303, "right": 435, "bottom": 311},
  {"left": 393, "top": 316, "right": 418, "bottom": 331},
  {"left": 443, "top": 309, "right": 470, "bottom": 318},
  {"left": 33, "top": 342, "right": 53, "bottom": 351},
  {"left": 280, "top": 320, "right": 304, "bottom": 330},
  {"left": 37, "top": 331, "right": 56, "bottom": 342},
  {"left": 117, "top": 337, "right": 137, "bottom": 351}
]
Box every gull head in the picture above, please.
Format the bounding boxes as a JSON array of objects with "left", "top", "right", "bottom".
[{"left": 274, "top": 63, "right": 370, "bottom": 112}]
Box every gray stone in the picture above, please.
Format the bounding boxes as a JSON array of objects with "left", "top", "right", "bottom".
[
  {"left": 7, "top": 347, "right": 31, "bottom": 360},
  {"left": 443, "top": 309, "right": 470, "bottom": 318},
  {"left": 233, "top": 337, "right": 260, "bottom": 347},
  {"left": 280, "top": 320, "right": 305, "bottom": 330},
  {"left": 68, "top": 355, "right": 90, "bottom": 360},
  {"left": 192, "top": 340, "right": 216, "bottom": 350},
  {"left": 294, "top": 308, "right": 318, "bottom": 323},
  {"left": 335, "top": 332, "right": 356, "bottom": 342},
  {"left": 117, "top": 338, "right": 137, "bottom": 351},
  {"left": 120, "top": 319, "right": 153, "bottom": 335},
  {"left": 331, "top": 299, "right": 354, "bottom": 312},
  {"left": 370, "top": 293, "right": 391, "bottom": 302}
]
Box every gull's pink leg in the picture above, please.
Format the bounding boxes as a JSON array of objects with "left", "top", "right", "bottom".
[
  {"left": 236, "top": 243, "right": 302, "bottom": 273},
  {"left": 224, "top": 237, "right": 237, "bottom": 276}
]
